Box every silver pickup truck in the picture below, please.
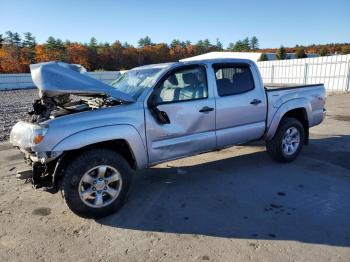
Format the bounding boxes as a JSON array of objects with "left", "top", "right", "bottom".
[{"left": 10, "top": 59, "right": 326, "bottom": 218}]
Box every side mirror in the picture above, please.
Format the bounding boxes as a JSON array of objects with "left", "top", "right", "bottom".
[{"left": 148, "top": 94, "right": 170, "bottom": 125}]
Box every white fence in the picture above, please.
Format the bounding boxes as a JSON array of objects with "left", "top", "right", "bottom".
[
  {"left": 0, "top": 71, "right": 120, "bottom": 90},
  {"left": 1, "top": 55, "right": 350, "bottom": 92},
  {"left": 257, "top": 54, "right": 350, "bottom": 92}
]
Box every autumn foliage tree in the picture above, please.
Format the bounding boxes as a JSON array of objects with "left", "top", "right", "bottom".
[
  {"left": 341, "top": 46, "right": 350, "bottom": 55},
  {"left": 319, "top": 47, "right": 328, "bottom": 56},
  {"left": 1, "top": 31, "right": 349, "bottom": 73},
  {"left": 0, "top": 31, "right": 24, "bottom": 72},
  {"left": 34, "top": 44, "right": 50, "bottom": 62},
  {"left": 66, "top": 43, "right": 90, "bottom": 69},
  {"left": 0, "top": 44, "right": 23, "bottom": 72}
]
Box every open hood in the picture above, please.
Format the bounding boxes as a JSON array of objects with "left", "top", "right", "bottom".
[{"left": 30, "top": 62, "right": 135, "bottom": 102}]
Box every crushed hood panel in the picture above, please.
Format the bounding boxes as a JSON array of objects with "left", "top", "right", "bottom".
[{"left": 30, "top": 62, "right": 135, "bottom": 102}]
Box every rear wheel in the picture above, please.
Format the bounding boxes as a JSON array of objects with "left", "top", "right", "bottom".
[
  {"left": 63, "top": 148, "right": 132, "bottom": 218},
  {"left": 266, "top": 117, "right": 305, "bottom": 162}
]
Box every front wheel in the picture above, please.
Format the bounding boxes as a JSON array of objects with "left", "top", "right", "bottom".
[
  {"left": 63, "top": 149, "right": 132, "bottom": 218},
  {"left": 266, "top": 117, "right": 305, "bottom": 162}
]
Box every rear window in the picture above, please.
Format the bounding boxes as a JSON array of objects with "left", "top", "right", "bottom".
[{"left": 213, "top": 64, "right": 255, "bottom": 96}]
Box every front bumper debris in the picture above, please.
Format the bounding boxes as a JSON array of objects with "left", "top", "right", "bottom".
[{"left": 16, "top": 150, "right": 62, "bottom": 192}]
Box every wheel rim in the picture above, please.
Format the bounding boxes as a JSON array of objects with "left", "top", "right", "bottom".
[
  {"left": 281, "top": 127, "right": 300, "bottom": 156},
  {"left": 78, "top": 165, "right": 122, "bottom": 208}
]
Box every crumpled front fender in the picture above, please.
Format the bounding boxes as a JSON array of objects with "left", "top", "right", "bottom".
[{"left": 52, "top": 124, "right": 148, "bottom": 169}]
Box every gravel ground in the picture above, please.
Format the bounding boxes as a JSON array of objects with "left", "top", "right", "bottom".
[
  {"left": 0, "top": 89, "right": 38, "bottom": 141},
  {"left": 0, "top": 93, "right": 349, "bottom": 261}
]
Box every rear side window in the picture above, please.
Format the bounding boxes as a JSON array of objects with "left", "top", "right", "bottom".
[{"left": 213, "top": 64, "right": 255, "bottom": 96}]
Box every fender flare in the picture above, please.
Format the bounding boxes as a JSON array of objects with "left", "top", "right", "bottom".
[
  {"left": 265, "top": 98, "right": 312, "bottom": 141},
  {"left": 52, "top": 124, "right": 148, "bottom": 169}
]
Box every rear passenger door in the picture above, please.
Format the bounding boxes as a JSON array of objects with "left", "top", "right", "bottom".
[{"left": 213, "top": 63, "right": 267, "bottom": 147}]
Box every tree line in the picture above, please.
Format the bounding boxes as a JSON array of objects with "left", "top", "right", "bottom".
[
  {"left": 0, "top": 31, "right": 349, "bottom": 73},
  {"left": 0, "top": 31, "right": 261, "bottom": 73},
  {"left": 258, "top": 44, "right": 350, "bottom": 61}
]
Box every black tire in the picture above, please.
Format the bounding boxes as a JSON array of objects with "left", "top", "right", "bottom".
[
  {"left": 63, "top": 148, "right": 132, "bottom": 218},
  {"left": 266, "top": 117, "right": 305, "bottom": 163}
]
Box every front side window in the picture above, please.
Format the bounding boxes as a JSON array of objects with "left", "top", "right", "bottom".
[
  {"left": 214, "top": 65, "right": 255, "bottom": 96},
  {"left": 156, "top": 66, "right": 208, "bottom": 103}
]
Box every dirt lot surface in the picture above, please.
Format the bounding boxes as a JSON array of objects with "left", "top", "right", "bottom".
[{"left": 0, "top": 92, "right": 349, "bottom": 262}]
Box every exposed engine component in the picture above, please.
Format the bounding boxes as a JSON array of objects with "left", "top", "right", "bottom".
[
  {"left": 29, "top": 94, "right": 70, "bottom": 122},
  {"left": 26, "top": 61, "right": 133, "bottom": 123},
  {"left": 29, "top": 95, "right": 122, "bottom": 123}
]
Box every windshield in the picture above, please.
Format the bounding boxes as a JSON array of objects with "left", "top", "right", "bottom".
[{"left": 110, "top": 68, "right": 163, "bottom": 99}]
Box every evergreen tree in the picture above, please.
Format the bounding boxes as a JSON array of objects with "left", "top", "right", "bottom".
[
  {"left": 203, "top": 39, "right": 211, "bottom": 48},
  {"left": 4, "top": 31, "right": 22, "bottom": 46},
  {"left": 295, "top": 46, "right": 307, "bottom": 58},
  {"left": 89, "top": 37, "right": 98, "bottom": 49},
  {"left": 46, "top": 37, "right": 64, "bottom": 50},
  {"left": 22, "top": 32, "right": 36, "bottom": 48},
  {"left": 195, "top": 39, "right": 212, "bottom": 54},
  {"left": 170, "top": 39, "right": 181, "bottom": 49},
  {"left": 138, "top": 36, "right": 153, "bottom": 47},
  {"left": 55, "top": 38, "right": 64, "bottom": 50},
  {"left": 87, "top": 37, "right": 98, "bottom": 70},
  {"left": 4, "top": 31, "right": 14, "bottom": 45},
  {"left": 258, "top": 53, "right": 268, "bottom": 61},
  {"left": 227, "top": 42, "right": 235, "bottom": 51},
  {"left": 276, "top": 46, "right": 287, "bottom": 60},
  {"left": 46, "top": 36, "right": 57, "bottom": 50},
  {"left": 235, "top": 40, "right": 246, "bottom": 51},
  {"left": 45, "top": 36, "right": 66, "bottom": 61},
  {"left": 242, "top": 37, "right": 250, "bottom": 50},
  {"left": 122, "top": 41, "right": 132, "bottom": 48},
  {"left": 185, "top": 40, "right": 191, "bottom": 46},
  {"left": 21, "top": 32, "right": 36, "bottom": 65},
  {"left": 215, "top": 38, "right": 223, "bottom": 50},
  {"left": 13, "top": 32, "right": 22, "bottom": 46},
  {"left": 227, "top": 37, "right": 252, "bottom": 51},
  {"left": 250, "top": 36, "right": 259, "bottom": 50}
]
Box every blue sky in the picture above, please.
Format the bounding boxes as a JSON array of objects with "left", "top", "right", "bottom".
[{"left": 1, "top": 0, "right": 349, "bottom": 48}]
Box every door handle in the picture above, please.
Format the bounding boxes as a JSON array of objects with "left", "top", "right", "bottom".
[
  {"left": 199, "top": 106, "right": 214, "bottom": 113},
  {"left": 250, "top": 99, "right": 262, "bottom": 105}
]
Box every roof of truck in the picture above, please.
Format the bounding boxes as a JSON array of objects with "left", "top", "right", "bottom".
[
  {"left": 180, "top": 52, "right": 259, "bottom": 62},
  {"left": 132, "top": 53, "right": 256, "bottom": 71},
  {"left": 133, "top": 62, "right": 178, "bottom": 70}
]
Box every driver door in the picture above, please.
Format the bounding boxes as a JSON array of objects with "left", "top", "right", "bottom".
[{"left": 145, "top": 65, "right": 216, "bottom": 164}]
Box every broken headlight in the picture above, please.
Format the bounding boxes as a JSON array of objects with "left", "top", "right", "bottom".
[{"left": 10, "top": 121, "right": 48, "bottom": 148}]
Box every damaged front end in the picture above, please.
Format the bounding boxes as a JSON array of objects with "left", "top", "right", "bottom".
[
  {"left": 10, "top": 62, "right": 135, "bottom": 190},
  {"left": 29, "top": 62, "right": 134, "bottom": 123},
  {"left": 10, "top": 121, "right": 63, "bottom": 191}
]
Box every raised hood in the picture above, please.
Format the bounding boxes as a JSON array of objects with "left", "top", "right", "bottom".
[{"left": 30, "top": 62, "right": 135, "bottom": 102}]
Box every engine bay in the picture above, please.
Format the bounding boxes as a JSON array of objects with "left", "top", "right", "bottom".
[{"left": 29, "top": 94, "right": 122, "bottom": 123}]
